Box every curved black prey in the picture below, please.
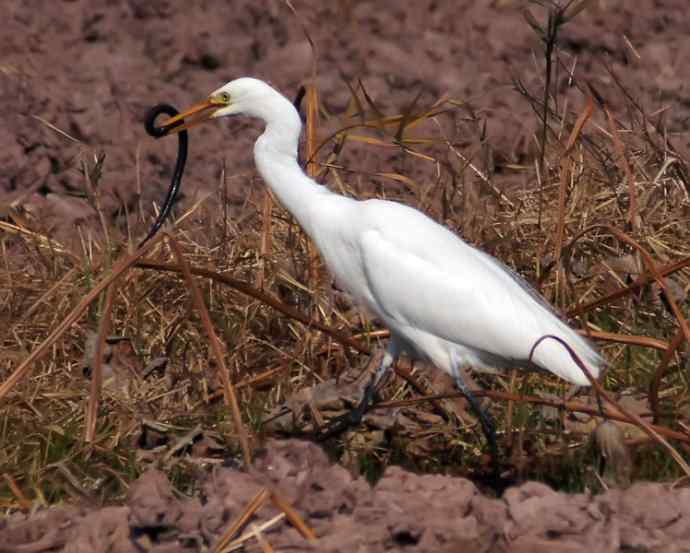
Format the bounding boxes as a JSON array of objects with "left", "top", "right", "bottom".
[{"left": 139, "top": 104, "right": 188, "bottom": 247}]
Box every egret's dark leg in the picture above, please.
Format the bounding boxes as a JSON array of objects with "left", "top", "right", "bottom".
[
  {"left": 450, "top": 364, "right": 499, "bottom": 470},
  {"left": 317, "top": 340, "right": 400, "bottom": 440}
]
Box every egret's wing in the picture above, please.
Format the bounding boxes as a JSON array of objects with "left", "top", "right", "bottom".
[
  {"left": 359, "top": 229, "right": 533, "bottom": 356},
  {"left": 358, "top": 224, "right": 599, "bottom": 383}
]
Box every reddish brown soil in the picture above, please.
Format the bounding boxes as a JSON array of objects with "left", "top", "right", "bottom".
[
  {"left": 3, "top": 0, "right": 690, "bottom": 241},
  {"left": 4, "top": 1, "right": 690, "bottom": 551},
  {"left": 3, "top": 440, "right": 690, "bottom": 553}
]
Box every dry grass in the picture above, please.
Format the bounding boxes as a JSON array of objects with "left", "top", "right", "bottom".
[{"left": 2, "top": 7, "right": 690, "bottom": 507}]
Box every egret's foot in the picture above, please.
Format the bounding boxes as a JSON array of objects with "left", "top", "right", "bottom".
[
  {"left": 467, "top": 393, "right": 499, "bottom": 468},
  {"left": 452, "top": 376, "right": 500, "bottom": 475},
  {"left": 314, "top": 382, "right": 376, "bottom": 441},
  {"left": 314, "top": 405, "right": 365, "bottom": 441}
]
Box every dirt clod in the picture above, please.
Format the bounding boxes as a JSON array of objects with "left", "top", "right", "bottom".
[
  {"left": 3, "top": 440, "right": 690, "bottom": 552},
  {"left": 3, "top": 1, "right": 690, "bottom": 552}
]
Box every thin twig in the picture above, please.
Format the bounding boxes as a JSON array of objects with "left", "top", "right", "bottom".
[
  {"left": 134, "top": 259, "right": 447, "bottom": 416},
  {"left": 568, "top": 255, "right": 690, "bottom": 317},
  {"left": 269, "top": 489, "right": 317, "bottom": 542},
  {"left": 379, "top": 388, "right": 690, "bottom": 444},
  {"left": 85, "top": 281, "right": 117, "bottom": 442},
  {"left": 213, "top": 488, "right": 269, "bottom": 553},
  {"left": 649, "top": 327, "right": 687, "bottom": 423},
  {"left": 166, "top": 234, "right": 252, "bottom": 468},
  {"left": 0, "top": 234, "right": 164, "bottom": 401},
  {"left": 564, "top": 224, "right": 690, "bottom": 345},
  {"left": 530, "top": 334, "right": 690, "bottom": 476},
  {"left": 604, "top": 105, "right": 639, "bottom": 230}
]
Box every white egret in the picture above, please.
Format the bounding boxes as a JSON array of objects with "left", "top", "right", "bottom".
[{"left": 155, "top": 78, "right": 603, "bottom": 459}]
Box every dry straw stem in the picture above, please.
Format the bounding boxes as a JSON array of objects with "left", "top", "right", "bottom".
[
  {"left": 268, "top": 488, "right": 316, "bottom": 542},
  {"left": 553, "top": 96, "right": 593, "bottom": 270},
  {"left": 213, "top": 486, "right": 315, "bottom": 553},
  {"left": 0, "top": 233, "right": 164, "bottom": 401},
  {"left": 84, "top": 281, "right": 117, "bottom": 443},
  {"left": 224, "top": 514, "right": 286, "bottom": 553},
  {"left": 283, "top": 0, "right": 321, "bottom": 292},
  {"left": 134, "top": 259, "right": 446, "bottom": 415},
  {"left": 3, "top": 473, "right": 31, "bottom": 511},
  {"left": 529, "top": 334, "right": 690, "bottom": 477},
  {"left": 568, "top": 255, "right": 690, "bottom": 318},
  {"left": 251, "top": 524, "right": 275, "bottom": 553},
  {"left": 305, "top": 83, "right": 321, "bottom": 292},
  {"left": 564, "top": 224, "right": 690, "bottom": 346},
  {"left": 585, "top": 330, "right": 669, "bottom": 351},
  {"left": 191, "top": 365, "right": 295, "bottom": 409},
  {"left": 213, "top": 488, "right": 269, "bottom": 553},
  {"left": 257, "top": 189, "right": 273, "bottom": 291},
  {"left": 649, "top": 327, "right": 688, "bottom": 424},
  {"left": 165, "top": 233, "right": 252, "bottom": 468},
  {"left": 604, "top": 105, "right": 639, "bottom": 230},
  {"left": 380, "top": 390, "right": 690, "bottom": 444},
  {"left": 313, "top": 110, "right": 452, "bottom": 163},
  {"left": 0, "top": 220, "right": 77, "bottom": 261}
]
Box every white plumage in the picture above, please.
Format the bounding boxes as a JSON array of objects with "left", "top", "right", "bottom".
[{"left": 161, "top": 77, "right": 603, "bottom": 444}]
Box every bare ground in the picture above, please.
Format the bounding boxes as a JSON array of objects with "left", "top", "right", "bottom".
[
  {"left": 3, "top": 0, "right": 690, "bottom": 241},
  {"left": 3, "top": 1, "right": 690, "bottom": 552},
  {"left": 3, "top": 440, "right": 690, "bottom": 553}
]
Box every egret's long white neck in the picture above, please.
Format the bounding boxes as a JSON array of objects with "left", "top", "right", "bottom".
[{"left": 252, "top": 90, "right": 331, "bottom": 237}]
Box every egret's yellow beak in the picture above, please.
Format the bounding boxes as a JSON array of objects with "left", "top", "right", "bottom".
[{"left": 159, "top": 97, "right": 227, "bottom": 134}]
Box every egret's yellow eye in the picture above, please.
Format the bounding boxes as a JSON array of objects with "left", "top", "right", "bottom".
[{"left": 218, "top": 91, "right": 231, "bottom": 104}]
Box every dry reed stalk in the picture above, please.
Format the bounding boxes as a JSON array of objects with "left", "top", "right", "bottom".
[
  {"left": 553, "top": 97, "right": 593, "bottom": 302},
  {"left": 3, "top": 473, "right": 31, "bottom": 510},
  {"left": 134, "top": 259, "right": 448, "bottom": 416},
  {"left": 584, "top": 330, "right": 669, "bottom": 351},
  {"left": 269, "top": 489, "right": 316, "bottom": 541},
  {"left": 381, "top": 390, "right": 690, "bottom": 444},
  {"left": 166, "top": 234, "right": 252, "bottom": 468},
  {"left": 604, "top": 105, "right": 639, "bottom": 231},
  {"left": 223, "top": 514, "right": 286, "bottom": 553},
  {"left": 0, "top": 233, "right": 164, "bottom": 401},
  {"left": 649, "top": 327, "right": 687, "bottom": 423},
  {"left": 213, "top": 488, "right": 269, "bottom": 553},
  {"left": 256, "top": 189, "right": 273, "bottom": 290},
  {"left": 568, "top": 255, "right": 690, "bottom": 317},
  {"left": 530, "top": 334, "right": 690, "bottom": 476},
  {"left": 568, "top": 225, "right": 690, "bottom": 345},
  {"left": 84, "top": 281, "right": 117, "bottom": 442},
  {"left": 305, "top": 83, "right": 321, "bottom": 293}
]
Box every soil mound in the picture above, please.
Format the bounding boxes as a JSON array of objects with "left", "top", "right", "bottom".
[{"left": 3, "top": 440, "right": 690, "bottom": 553}]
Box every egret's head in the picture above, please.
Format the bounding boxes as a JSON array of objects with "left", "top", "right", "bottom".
[
  {"left": 141, "top": 78, "right": 298, "bottom": 247},
  {"left": 158, "top": 78, "right": 291, "bottom": 134}
]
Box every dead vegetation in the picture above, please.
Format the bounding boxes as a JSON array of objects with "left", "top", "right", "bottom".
[{"left": 1, "top": 0, "right": 690, "bottom": 512}]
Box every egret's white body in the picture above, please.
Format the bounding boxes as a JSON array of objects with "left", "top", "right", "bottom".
[{"left": 164, "top": 78, "right": 602, "bottom": 415}]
